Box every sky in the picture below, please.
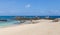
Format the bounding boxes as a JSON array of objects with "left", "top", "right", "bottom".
[{"left": 0, "top": 0, "right": 60, "bottom": 16}]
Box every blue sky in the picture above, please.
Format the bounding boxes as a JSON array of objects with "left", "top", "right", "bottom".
[{"left": 0, "top": 0, "right": 60, "bottom": 16}]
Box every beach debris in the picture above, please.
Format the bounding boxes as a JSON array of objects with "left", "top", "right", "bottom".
[
  {"left": 15, "top": 16, "right": 40, "bottom": 20},
  {"left": 52, "top": 18, "right": 59, "bottom": 22},
  {"left": 31, "top": 20, "right": 39, "bottom": 24},
  {"left": 15, "top": 16, "right": 21, "bottom": 20}
]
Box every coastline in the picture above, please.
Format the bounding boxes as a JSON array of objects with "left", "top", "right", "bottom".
[{"left": 0, "top": 19, "right": 60, "bottom": 35}]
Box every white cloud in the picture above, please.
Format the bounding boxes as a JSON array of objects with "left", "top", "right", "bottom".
[{"left": 25, "top": 4, "right": 31, "bottom": 8}]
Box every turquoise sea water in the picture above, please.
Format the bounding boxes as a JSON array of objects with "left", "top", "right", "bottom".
[
  {"left": 0, "top": 16, "right": 60, "bottom": 27},
  {"left": 0, "top": 20, "right": 20, "bottom": 27}
]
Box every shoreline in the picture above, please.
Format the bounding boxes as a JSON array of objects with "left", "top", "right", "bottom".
[{"left": 0, "top": 19, "right": 60, "bottom": 35}]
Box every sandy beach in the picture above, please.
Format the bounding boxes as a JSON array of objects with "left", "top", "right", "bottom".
[{"left": 0, "top": 19, "right": 60, "bottom": 35}]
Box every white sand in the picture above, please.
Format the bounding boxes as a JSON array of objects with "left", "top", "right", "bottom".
[{"left": 0, "top": 19, "right": 60, "bottom": 35}]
